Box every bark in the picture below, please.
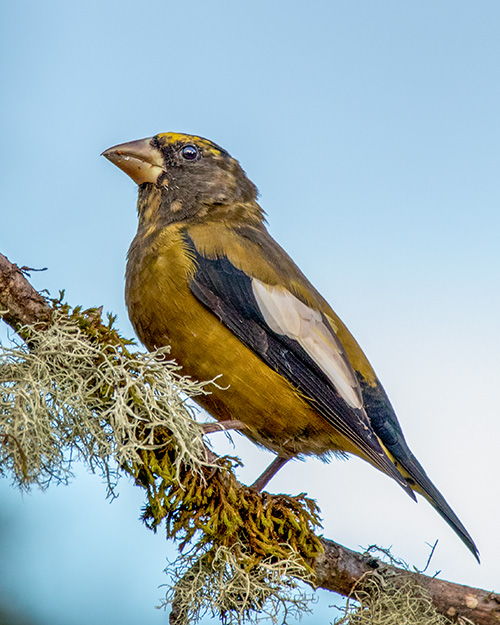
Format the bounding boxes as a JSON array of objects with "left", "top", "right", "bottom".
[
  {"left": 0, "top": 253, "right": 52, "bottom": 333},
  {"left": 315, "top": 538, "right": 500, "bottom": 625},
  {"left": 1, "top": 251, "right": 499, "bottom": 625}
]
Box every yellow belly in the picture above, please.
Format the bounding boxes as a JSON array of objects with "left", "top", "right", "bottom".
[{"left": 125, "top": 225, "right": 362, "bottom": 459}]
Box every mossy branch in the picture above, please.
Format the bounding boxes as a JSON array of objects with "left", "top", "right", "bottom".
[{"left": 1, "top": 251, "right": 498, "bottom": 625}]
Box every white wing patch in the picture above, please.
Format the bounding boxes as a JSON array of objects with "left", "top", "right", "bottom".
[{"left": 252, "top": 279, "right": 363, "bottom": 410}]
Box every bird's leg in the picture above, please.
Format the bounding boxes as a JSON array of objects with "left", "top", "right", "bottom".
[
  {"left": 200, "top": 420, "right": 246, "bottom": 434},
  {"left": 250, "top": 456, "right": 289, "bottom": 492}
]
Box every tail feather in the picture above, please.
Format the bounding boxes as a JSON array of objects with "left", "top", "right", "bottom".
[{"left": 398, "top": 454, "right": 480, "bottom": 563}]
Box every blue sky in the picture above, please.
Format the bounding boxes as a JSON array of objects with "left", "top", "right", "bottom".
[{"left": 1, "top": 1, "right": 499, "bottom": 623}]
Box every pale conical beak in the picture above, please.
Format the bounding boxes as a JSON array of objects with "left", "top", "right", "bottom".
[{"left": 102, "top": 137, "right": 165, "bottom": 185}]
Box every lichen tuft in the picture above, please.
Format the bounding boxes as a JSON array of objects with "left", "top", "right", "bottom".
[{"left": 1, "top": 303, "right": 324, "bottom": 623}]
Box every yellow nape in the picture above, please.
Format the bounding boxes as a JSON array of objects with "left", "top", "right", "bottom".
[{"left": 156, "top": 132, "right": 223, "bottom": 156}]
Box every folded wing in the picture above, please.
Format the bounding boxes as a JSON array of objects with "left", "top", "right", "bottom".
[{"left": 184, "top": 232, "right": 414, "bottom": 495}]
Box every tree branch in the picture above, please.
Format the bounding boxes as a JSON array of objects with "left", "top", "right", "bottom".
[
  {"left": 0, "top": 253, "right": 52, "bottom": 333},
  {"left": 315, "top": 538, "right": 500, "bottom": 625},
  {"left": 1, "top": 251, "right": 498, "bottom": 625}
]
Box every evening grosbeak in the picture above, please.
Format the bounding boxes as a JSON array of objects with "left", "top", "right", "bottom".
[{"left": 103, "top": 132, "right": 479, "bottom": 561}]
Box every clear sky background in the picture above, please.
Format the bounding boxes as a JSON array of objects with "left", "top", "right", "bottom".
[{"left": 1, "top": 1, "right": 499, "bottom": 624}]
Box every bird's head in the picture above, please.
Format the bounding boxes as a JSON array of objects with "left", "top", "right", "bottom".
[{"left": 103, "top": 132, "right": 260, "bottom": 226}]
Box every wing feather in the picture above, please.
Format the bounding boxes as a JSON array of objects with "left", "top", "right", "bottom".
[{"left": 252, "top": 280, "right": 363, "bottom": 409}]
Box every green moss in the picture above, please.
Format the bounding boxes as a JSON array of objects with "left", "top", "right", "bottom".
[{"left": 133, "top": 447, "right": 323, "bottom": 566}]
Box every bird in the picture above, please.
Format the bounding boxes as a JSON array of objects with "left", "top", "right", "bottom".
[{"left": 102, "top": 132, "right": 479, "bottom": 562}]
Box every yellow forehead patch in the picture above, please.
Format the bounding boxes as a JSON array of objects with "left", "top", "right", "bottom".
[{"left": 156, "top": 132, "right": 223, "bottom": 156}]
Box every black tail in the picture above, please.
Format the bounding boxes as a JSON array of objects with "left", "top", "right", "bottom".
[{"left": 398, "top": 453, "right": 480, "bottom": 563}]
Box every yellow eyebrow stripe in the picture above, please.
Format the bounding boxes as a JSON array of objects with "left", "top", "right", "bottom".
[{"left": 156, "top": 132, "right": 223, "bottom": 155}]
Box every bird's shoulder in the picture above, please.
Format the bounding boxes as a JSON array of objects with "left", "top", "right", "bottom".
[
  {"left": 186, "top": 221, "right": 327, "bottom": 306},
  {"left": 186, "top": 220, "right": 378, "bottom": 387}
]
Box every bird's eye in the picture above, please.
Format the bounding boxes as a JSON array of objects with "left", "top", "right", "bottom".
[{"left": 181, "top": 144, "right": 199, "bottom": 161}]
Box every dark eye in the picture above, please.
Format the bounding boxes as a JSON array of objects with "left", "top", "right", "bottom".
[{"left": 181, "top": 144, "right": 199, "bottom": 161}]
